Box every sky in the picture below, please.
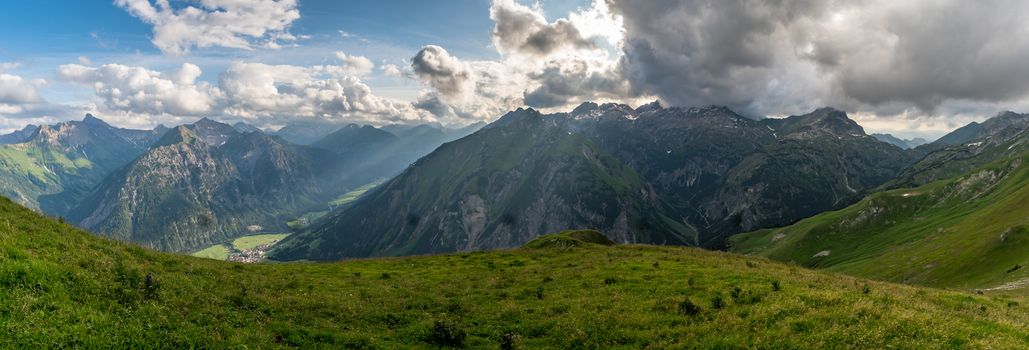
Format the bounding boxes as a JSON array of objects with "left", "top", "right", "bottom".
[{"left": 2, "top": 0, "right": 1029, "bottom": 139}]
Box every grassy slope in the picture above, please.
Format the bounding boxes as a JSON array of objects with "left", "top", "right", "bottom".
[
  {"left": 232, "top": 233, "right": 290, "bottom": 250},
  {"left": 1, "top": 197, "right": 1027, "bottom": 348},
  {"left": 731, "top": 153, "right": 1029, "bottom": 292},
  {"left": 0, "top": 142, "right": 94, "bottom": 206}
]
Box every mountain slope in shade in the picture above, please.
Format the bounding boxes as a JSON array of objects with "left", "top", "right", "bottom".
[
  {"left": 0, "top": 114, "right": 162, "bottom": 214},
  {"left": 271, "top": 108, "right": 695, "bottom": 260},
  {"left": 557, "top": 104, "right": 915, "bottom": 247},
  {"left": 732, "top": 136, "right": 1029, "bottom": 290},
  {"left": 70, "top": 121, "right": 332, "bottom": 252}
]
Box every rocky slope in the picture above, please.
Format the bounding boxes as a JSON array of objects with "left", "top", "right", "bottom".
[{"left": 70, "top": 121, "right": 332, "bottom": 252}]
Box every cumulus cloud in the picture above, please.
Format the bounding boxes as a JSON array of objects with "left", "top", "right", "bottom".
[
  {"left": 411, "top": 45, "right": 474, "bottom": 99},
  {"left": 57, "top": 63, "right": 217, "bottom": 116},
  {"left": 334, "top": 51, "right": 375, "bottom": 76},
  {"left": 57, "top": 61, "right": 432, "bottom": 127},
  {"left": 490, "top": 0, "right": 596, "bottom": 57},
  {"left": 115, "top": 0, "right": 301, "bottom": 55},
  {"left": 409, "top": 1, "right": 633, "bottom": 121},
  {"left": 0, "top": 74, "right": 45, "bottom": 105},
  {"left": 381, "top": 64, "right": 403, "bottom": 77},
  {"left": 219, "top": 62, "right": 423, "bottom": 124}
]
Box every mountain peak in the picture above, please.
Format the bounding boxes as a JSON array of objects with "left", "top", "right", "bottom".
[
  {"left": 635, "top": 100, "right": 662, "bottom": 114},
  {"left": 792, "top": 107, "right": 864, "bottom": 136},
  {"left": 571, "top": 101, "right": 600, "bottom": 115},
  {"left": 82, "top": 113, "right": 109, "bottom": 126},
  {"left": 153, "top": 125, "right": 198, "bottom": 147},
  {"left": 485, "top": 107, "right": 543, "bottom": 129}
]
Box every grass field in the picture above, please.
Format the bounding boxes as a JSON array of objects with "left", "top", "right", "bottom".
[
  {"left": 232, "top": 233, "right": 290, "bottom": 250},
  {"left": 191, "top": 233, "right": 291, "bottom": 260},
  {"left": 190, "top": 244, "right": 230, "bottom": 260},
  {"left": 2, "top": 196, "right": 1027, "bottom": 348}
]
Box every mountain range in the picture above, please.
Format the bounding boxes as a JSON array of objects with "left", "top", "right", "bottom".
[
  {"left": 0, "top": 114, "right": 482, "bottom": 252},
  {"left": 272, "top": 103, "right": 918, "bottom": 260}
]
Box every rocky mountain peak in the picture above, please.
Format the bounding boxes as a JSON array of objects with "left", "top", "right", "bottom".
[
  {"left": 189, "top": 117, "right": 238, "bottom": 146},
  {"left": 81, "top": 113, "right": 109, "bottom": 127},
  {"left": 778, "top": 107, "right": 865, "bottom": 138},
  {"left": 571, "top": 101, "right": 600, "bottom": 115},
  {"left": 634, "top": 100, "right": 663, "bottom": 114},
  {"left": 485, "top": 107, "right": 544, "bottom": 129},
  {"left": 154, "top": 125, "right": 199, "bottom": 147}
]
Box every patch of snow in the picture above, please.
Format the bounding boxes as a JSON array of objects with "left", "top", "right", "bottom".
[
  {"left": 666, "top": 150, "right": 672, "bottom": 154},
  {"left": 766, "top": 125, "right": 775, "bottom": 131},
  {"left": 771, "top": 233, "right": 786, "bottom": 242},
  {"left": 966, "top": 141, "right": 983, "bottom": 147},
  {"left": 813, "top": 250, "right": 831, "bottom": 258}
]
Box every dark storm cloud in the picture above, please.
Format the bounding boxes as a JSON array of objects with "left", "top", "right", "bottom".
[{"left": 607, "top": 0, "right": 1029, "bottom": 116}]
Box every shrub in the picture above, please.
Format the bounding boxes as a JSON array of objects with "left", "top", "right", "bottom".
[
  {"left": 143, "top": 273, "right": 160, "bottom": 301},
  {"left": 535, "top": 287, "right": 544, "bottom": 300},
  {"left": 380, "top": 272, "right": 391, "bottom": 279},
  {"left": 711, "top": 295, "right": 725, "bottom": 310},
  {"left": 428, "top": 320, "right": 466, "bottom": 347},
  {"left": 541, "top": 276, "right": 553, "bottom": 283},
  {"left": 500, "top": 332, "right": 520, "bottom": 350},
  {"left": 603, "top": 277, "right": 618, "bottom": 285},
  {"left": 771, "top": 280, "right": 781, "bottom": 292},
  {"left": 862, "top": 284, "right": 871, "bottom": 294},
  {"left": 730, "top": 286, "right": 743, "bottom": 301},
  {"left": 678, "top": 298, "right": 702, "bottom": 316}
]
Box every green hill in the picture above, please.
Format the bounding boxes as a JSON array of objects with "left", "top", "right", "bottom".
[
  {"left": 1, "top": 197, "right": 1027, "bottom": 348},
  {"left": 731, "top": 150, "right": 1029, "bottom": 291}
]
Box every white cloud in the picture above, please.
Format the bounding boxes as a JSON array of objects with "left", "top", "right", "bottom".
[
  {"left": 57, "top": 61, "right": 435, "bottom": 128},
  {"left": 57, "top": 63, "right": 217, "bottom": 116},
  {"left": 115, "top": 0, "right": 302, "bottom": 55},
  {"left": 334, "top": 51, "right": 375, "bottom": 76},
  {"left": 0, "top": 62, "right": 22, "bottom": 71},
  {"left": 381, "top": 64, "right": 403, "bottom": 77},
  {"left": 0, "top": 74, "right": 46, "bottom": 105},
  {"left": 489, "top": 0, "right": 595, "bottom": 57}
]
